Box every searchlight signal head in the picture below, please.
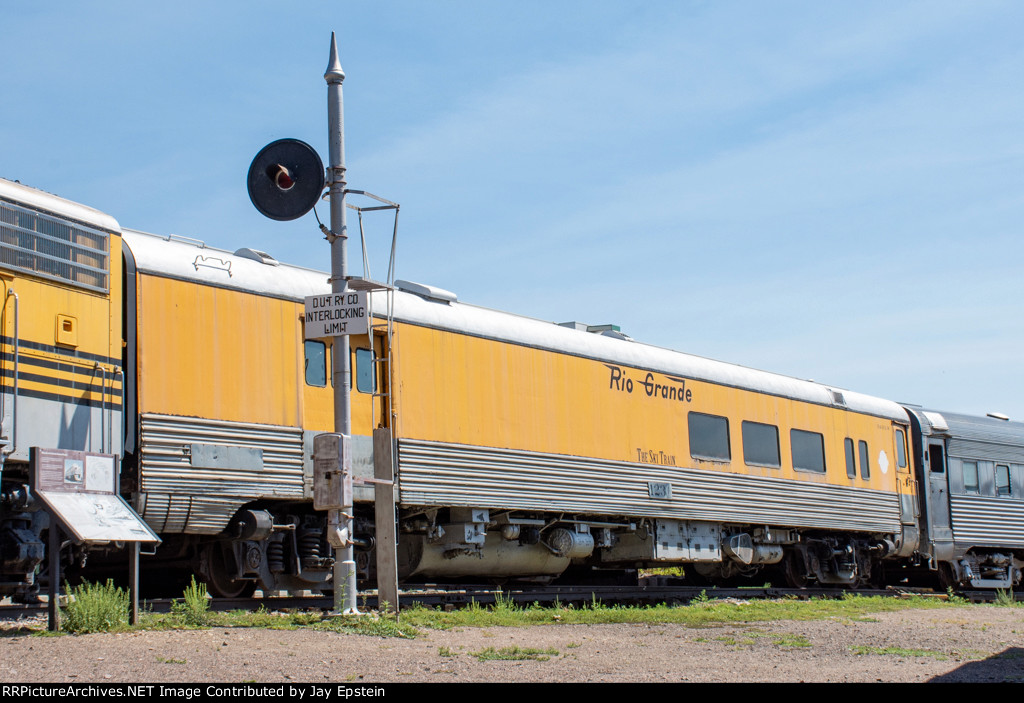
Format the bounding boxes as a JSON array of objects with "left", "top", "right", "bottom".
[
  {"left": 267, "top": 163, "right": 295, "bottom": 191},
  {"left": 247, "top": 138, "right": 325, "bottom": 221}
]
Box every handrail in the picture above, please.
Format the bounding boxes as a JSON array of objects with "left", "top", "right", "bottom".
[
  {"left": 97, "top": 362, "right": 107, "bottom": 454},
  {"left": 6, "top": 289, "right": 17, "bottom": 455}
]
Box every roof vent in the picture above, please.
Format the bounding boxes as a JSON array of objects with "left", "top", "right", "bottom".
[
  {"left": 234, "top": 247, "right": 279, "bottom": 266},
  {"left": 395, "top": 279, "right": 457, "bottom": 303},
  {"left": 557, "top": 321, "right": 631, "bottom": 340},
  {"left": 829, "top": 390, "right": 846, "bottom": 406}
]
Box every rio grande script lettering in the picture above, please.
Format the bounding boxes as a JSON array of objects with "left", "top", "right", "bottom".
[{"left": 605, "top": 364, "right": 693, "bottom": 403}]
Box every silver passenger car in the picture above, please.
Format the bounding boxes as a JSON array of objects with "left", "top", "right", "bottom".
[{"left": 906, "top": 408, "right": 1024, "bottom": 588}]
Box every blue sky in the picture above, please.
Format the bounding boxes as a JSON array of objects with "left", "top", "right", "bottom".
[{"left": 4, "top": 1, "right": 1023, "bottom": 419}]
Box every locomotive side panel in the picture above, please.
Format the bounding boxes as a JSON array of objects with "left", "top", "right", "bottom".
[
  {"left": 0, "top": 179, "right": 124, "bottom": 598},
  {"left": 0, "top": 190, "right": 123, "bottom": 461}
]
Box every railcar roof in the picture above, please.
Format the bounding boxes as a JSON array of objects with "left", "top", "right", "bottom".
[
  {"left": 909, "top": 407, "right": 1024, "bottom": 444},
  {"left": 122, "top": 227, "right": 907, "bottom": 422},
  {"left": 0, "top": 177, "right": 121, "bottom": 234}
]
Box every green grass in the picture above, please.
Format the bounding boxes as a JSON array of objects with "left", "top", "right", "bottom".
[
  {"left": 398, "top": 593, "right": 952, "bottom": 631},
  {"left": 851, "top": 645, "right": 948, "bottom": 660},
  {"left": 15, "top": 589, "right": 981, "bottom": 641},
  {"left": 316, "top": 613, "right": 418, "bottom": 639},
  {"left": 773, "top": 633, "right": 812, "bottom": 648},
  {"left": 156, "top": 656, "right": 187, "bottom": 664},
  {"left": 470, "top": 645, "right": 559, "bottom": 662}
]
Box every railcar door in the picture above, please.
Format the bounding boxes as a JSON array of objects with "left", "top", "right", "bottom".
[
  {"left": 925, "top": 439, "right": 953, "bottom": 549},
  {"left": 892, "top": 424, "right": 920, "bottom": 555},
  {"left": 373, "top": 328, "right": 392, "bottom": 429}
]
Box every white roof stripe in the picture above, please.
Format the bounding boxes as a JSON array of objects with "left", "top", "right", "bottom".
[{"left": 0, "top": 178, "right": 121, "bottom": 234}]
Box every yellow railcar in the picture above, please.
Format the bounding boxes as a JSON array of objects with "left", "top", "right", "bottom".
[
  {"left": 379, "top": 287, "right": 919, "bottom": 586},
  {"left": 117, "top": 225, "right": 921, "bottom": 593}
]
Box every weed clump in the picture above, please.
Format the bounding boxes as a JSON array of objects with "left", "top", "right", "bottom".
[
  {"left": 994, "top": 589, "right": 1018, "bottom": 607},
  {"left": 61, "top": 580, "right": 130, "bottom": 634},
  {"left": 171, "top": 577, "right": 213, "bottom": 627}
]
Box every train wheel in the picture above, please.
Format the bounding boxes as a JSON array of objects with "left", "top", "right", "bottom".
[
  {"left": 937, "top": 562, "right": 960, "bottom": 591},
  {"left": 202, "top": 544, "right": 256, "bottom": 599},
  {"left": 782, "top": 552, "right": 809, "bottom": 589}
]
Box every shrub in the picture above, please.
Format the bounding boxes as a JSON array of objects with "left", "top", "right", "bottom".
[{"left": 61, "top": 580, "right": 130, "bottom": 634}]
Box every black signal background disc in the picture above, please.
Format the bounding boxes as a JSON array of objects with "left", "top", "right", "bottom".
[{"left": 247, "top": 138, "right": 325, "bottom": 221}]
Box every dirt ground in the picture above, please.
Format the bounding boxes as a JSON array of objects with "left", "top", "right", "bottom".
[{"left": 1, "top": 605, "right": 1022, "bottom": 683}]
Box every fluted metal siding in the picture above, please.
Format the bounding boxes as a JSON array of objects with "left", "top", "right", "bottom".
[
  {"left": 138, "top": 413, "right": 304, "bottom": 534},
  {"left": 947, "top": 439, "right": 1024, "bottom": 464},
  {"left": 936, "top": 410, "right": 1024, "bottom": 464},
  {"left": 137, "top": 492, "right": 254, "bottom": 535},
  {"left": 949, "top": 494, "right": 1024, "bottom": 548},
  {"left": 398, "top": 439, "right": 901, "bottom": 533}
]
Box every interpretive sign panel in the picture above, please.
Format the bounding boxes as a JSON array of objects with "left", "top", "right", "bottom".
[{"left": 30, "top": 448, "right": 160, "bottom": 544}]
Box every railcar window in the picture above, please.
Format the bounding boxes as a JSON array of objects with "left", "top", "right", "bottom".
[
  {"left": 304, "top": 340, "right": 327, "bottom": 387},
  {"left": 791, "top": 429, "right": 826, "bottom": 473},
  {"left": 844, "top": 438, "right": 856, "bottom": 478},
  {"left": 688, "top": 412, "right": 731, "bottom": 461},
  {"left": 355, "top": 348, "right": 375, "bottom": 394},
  {"left": 858, "top": 440, "right": 870, "bottom": 480},
  {"left": 963, "top": 461, "right": 979, "bottom": 494},
  {"left": 741, "top": 421, "right": 780, "bottom": 467},
  {"left": 996, "top": 465, "right": 1011, "bottom": 496},
  {"left": 895, "top": 429, "right": 908, "bottom": 470}
]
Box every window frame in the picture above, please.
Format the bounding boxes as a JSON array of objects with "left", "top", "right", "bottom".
[
  {"left": 996, "top": 464, "right": 1012, "bottom": 497},
  {"left": 858, "top": 440, "right": 870, "bottom": 480},
  {"left": 741, "top": 421, "right": 780, "bottom": 468},
  {"left": 354, "top": 347, "right": 376, "bottom": 394},
  {"left": 962, "top": 460, "right": 980, "bottom": 494},
  {"left": 688, "top": 412, "right": 732, "bottom": 462},
  {"left": 790, "top": 428, "right": 826, "bottom": 474},
  {"left": 844, "top": 438, "right": 856, "bottom": 479},
  {"left": 304, "top": 339, "right": 327, "bottom": 388}
]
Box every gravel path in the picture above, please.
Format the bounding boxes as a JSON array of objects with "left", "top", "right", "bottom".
[{"left": 1, "top": 605, "right": 1022, "bottom": 683}]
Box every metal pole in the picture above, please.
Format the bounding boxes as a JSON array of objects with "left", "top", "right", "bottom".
[
  {"left": 129, "top": 541, "right": 139, "bottom": 626},
  {"left": 48, "top": 519, "right": 60, "bottom": 632},
  {"left": 325, "top": 32, "right": 358, "bottom": 615}
]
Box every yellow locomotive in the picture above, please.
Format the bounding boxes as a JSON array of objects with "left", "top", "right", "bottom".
[
  {"left": 0, "top": 179, "right": 123, "bottom": 599},
  {"left": 0, "top": 176, "right": 932, "bottom": 598}
]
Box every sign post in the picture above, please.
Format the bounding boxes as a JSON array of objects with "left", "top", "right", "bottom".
[{"left": 323, "top": 33, "right": 359, "bottom": 616}]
